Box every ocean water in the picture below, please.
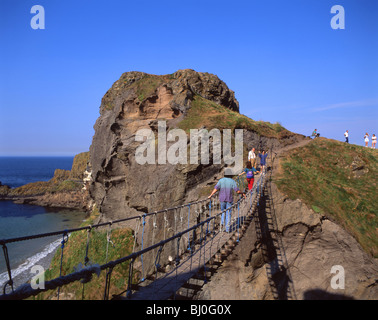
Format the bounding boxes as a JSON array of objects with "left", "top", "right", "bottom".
[
  {"left": 0, "top": 156, "right": 74, "bottom": 188},
  {"left": 0, "top": 157, "right": 87, "bottom": 291}
]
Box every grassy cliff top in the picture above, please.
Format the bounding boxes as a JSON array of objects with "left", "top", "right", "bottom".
[
  {"left": 178, "top": 94, "right": 295, "bottom": 139},
  {"left": 274, "top": 138, "right": 378, "bottom": 257}
]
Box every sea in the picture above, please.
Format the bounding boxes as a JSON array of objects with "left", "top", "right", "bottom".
[{"left": 0, "top": 157, "right": 87, "bottom": 292}]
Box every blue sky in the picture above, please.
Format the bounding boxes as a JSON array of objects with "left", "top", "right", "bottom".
[{"left": 0, "top": 0, "right": 377, "bottom": 155}]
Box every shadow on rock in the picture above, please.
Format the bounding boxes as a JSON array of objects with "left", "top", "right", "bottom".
[{"left": 304, "top": 289, "right": 354, "bottom": 300}]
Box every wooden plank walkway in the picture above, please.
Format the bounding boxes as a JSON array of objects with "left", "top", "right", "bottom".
[{"left": 129, "top": 231, "right": 229, "bottom": 299}]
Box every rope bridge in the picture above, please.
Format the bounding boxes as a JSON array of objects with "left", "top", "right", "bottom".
[{"left": 0, "top": 173, "right": 266, "bottom": 300}]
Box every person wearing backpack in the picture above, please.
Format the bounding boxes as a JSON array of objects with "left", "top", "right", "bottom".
[{"left": 239, "top": 161, "right": 260, "bottom": 191}]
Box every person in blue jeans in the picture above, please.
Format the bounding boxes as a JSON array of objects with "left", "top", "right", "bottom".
[
  {"left": 258, "top": 150, "right": 268, "bottom": 172},
  {"left": 208, "top": 173, "right": 245, "bottom": 232}
]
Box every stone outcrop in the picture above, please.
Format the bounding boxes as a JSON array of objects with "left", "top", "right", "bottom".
[
  {"left": 0, "top": 181, "right": 11, "bottom": 195},
  {"left": 89, "top": 70, "right": 239, "bottom": 219},
  {"left": 88, "top": 69, "right": 304, "bottom": 223}
]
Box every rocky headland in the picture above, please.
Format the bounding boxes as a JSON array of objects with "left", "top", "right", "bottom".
[
  {"left": 88, "top": 69, "right": 305, "bottom": 222},
  {"left": 3, "top": 69, "right": 376, "bottom": 300},
  {"left": 86, "top": 69, "right": 377, "bottom": 299}
]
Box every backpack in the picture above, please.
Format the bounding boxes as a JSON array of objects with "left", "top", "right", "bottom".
[{"left": 246, "top": 170, "right": 254, "bottom": 179}]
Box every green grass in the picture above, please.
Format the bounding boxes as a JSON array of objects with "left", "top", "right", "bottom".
[
  {"left": 7, "top": 177, "right": 82, "bottom": 197},
  {"left": 36, "top": 217, "right": 135, "bottom": 299},
  {"left": 51, "top": 180, "right": 82, "bottom": 193},
  {"left": 178, "top": 95, "right": 294, "bottom": 139},
  {"left": 129, "top": 74, "right": 167, "bottom": 102},
  {"left": 7, "top": 179, "right": 82, "bottom": 196},
  {"left": 274, "top": 138, "right": 378, "bottom": 257}
]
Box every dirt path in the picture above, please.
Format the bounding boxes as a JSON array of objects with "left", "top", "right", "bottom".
[
  {"left": 275, "top": 137, "right": 312, "bottom": 156},
  {"left": 269, "top": 137, "right": 313, "bottom": 176}
]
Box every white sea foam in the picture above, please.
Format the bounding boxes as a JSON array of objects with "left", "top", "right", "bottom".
[{"left": 0, "top": 238, "right": 62, "bottom": 289}]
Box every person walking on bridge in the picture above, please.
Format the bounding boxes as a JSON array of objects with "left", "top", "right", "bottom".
[
  {"left": 239, "top": 161, "right": 260, "bottom": 191},
  {"left": 208, "top": 172, "right": 245, "bottom": 233},
  {"left": 248, "top": 147, "right": 257, "bottom": 168},
  {"left": 258, "top": 150, "right": 269, "bottom": 172}
]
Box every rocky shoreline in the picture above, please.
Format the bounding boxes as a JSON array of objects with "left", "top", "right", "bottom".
[{"left": 1, "top": 190, "right": 89, "bottom": 211}]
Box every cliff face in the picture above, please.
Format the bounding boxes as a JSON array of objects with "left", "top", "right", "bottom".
[
  {"left": 89, "top": 70, "right": 232, "bottom": 221},
  {"left": 88, "top": 69, "right": 304, "bottom": 223},
  {"left": 197, "top": 181, "right": 378, "bottom": 300}
]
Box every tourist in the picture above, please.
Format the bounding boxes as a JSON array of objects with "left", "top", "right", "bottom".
[
  {"left": 258, "top": 150, "right": 269, "bottom": 172},
  {"left": 248, "top": 147, "right": 257, "bottom": 168},
  {"left": 208, "top": 172, "right": 245, "bottom": 232},
  {"left": 239, "top": 161, "right": 260, "bottom": 191},
  {"left": 312, "top": 129, "right": 320, "bottom": 139},
  {"left": 364, "top": 133, "right": 369, "bottom": 147},
  {"left": 372, "top": 134, "right": 376, "bottom": 149},
  {"left": 344, "top": 130, "right": 349, "bottom": 143}
]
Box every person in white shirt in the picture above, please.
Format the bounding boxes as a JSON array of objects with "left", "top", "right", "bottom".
[
  {"left": 248, "top": 147, "right": 257, "bottom": 168},
  {"left": 371, "top": 134, "right": 376, "bottom": 149},
  {"left": 344, "top": 130, "right": 349, "bottom": 143},
  {"left": 364, "top": 133, "right": 369, "bottom": 147}
]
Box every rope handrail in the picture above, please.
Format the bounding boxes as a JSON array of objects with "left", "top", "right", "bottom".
[
  {"left": 0, "top": 172, "right": 266, "bottom": 300},
  {"left": 0, "top": 191, "right": 253, "bottom": 300},
  {"left": 0, "top": 172, "right": 256, "bottom": 246},
  {"left": 0, "top": 191, "right": 216, "bottom": 246}
]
